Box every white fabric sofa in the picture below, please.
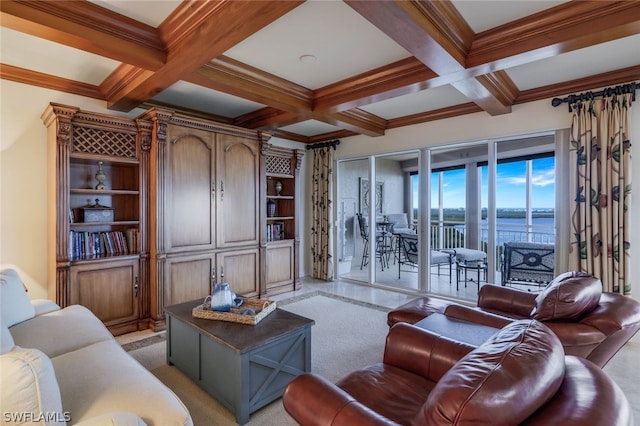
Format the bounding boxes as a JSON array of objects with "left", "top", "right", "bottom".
[{"left": 1, "top": 268, "right": 193, "bottom": 426}]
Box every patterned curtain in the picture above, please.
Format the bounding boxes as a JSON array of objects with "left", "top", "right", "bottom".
[
  {"left": 568, "top": 94, "right": 632, "bottom": 294},
  {"left": 311, "top": 146, "right": 334, "bottom": 280}
]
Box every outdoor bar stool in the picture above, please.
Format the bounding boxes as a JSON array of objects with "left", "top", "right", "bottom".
[{"left": 446, "top": 248, "right": 487, "bottom": 291}]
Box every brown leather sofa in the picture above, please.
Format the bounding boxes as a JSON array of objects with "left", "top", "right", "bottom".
[
  {"left": 387, "top": 271, "right": 640, "bottom": 367},
  {"left": 282, "top": 320, "right": 632, "bottom": 425}
]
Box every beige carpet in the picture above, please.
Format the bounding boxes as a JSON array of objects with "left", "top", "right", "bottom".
[{"left": 126, "top": 292, "right": 390, "bottom": 425}]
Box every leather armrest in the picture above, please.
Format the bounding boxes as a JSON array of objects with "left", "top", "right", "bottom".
[
  {"left": 580, "top": 293, "right": 640, "bottom": 335},
  {"left": 283, "top": 373, "right": 393, "bottom": 426},
  {"left": 444, "top": 304, "right": 512, "bottom": 329},
  {"left": 383, "top": 323, "right": 475, "bottom": 381},
  {"left": 477, "top": 285, "right": 537, "bottom": 317}
]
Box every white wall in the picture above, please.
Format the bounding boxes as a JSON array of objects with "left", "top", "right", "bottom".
[{"left": 2, "top": 78, "right": 639, "bottom": 299}]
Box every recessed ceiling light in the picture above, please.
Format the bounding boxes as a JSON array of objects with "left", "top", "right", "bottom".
[{"left": 299, "top": 54, "right": 317, "bottom": 64}]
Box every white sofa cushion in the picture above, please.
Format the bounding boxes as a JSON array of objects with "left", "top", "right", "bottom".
[
  {"left": 32, "top": 299, "right": 61, "bottom": 316},
  {"left": 52, "top": 340, "right": 192, "bottom": 426},
  {"left": 0, "top": 268, "right": 35, "bottom": 327},
  {"left": 0, "top": 346, "right": 66, "bottom": 425},
  {"left": 10, "top": 305, "right": 114, "bottom": 358},
  {"left": 1, "top": 321, "right": 15, "bottom": 354},
  {"left": 74, "top": 412, "right": 147, "bottom": 426}
]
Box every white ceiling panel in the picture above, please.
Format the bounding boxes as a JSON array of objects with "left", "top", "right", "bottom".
[
  {"left": 452, "top": 0, "right": 568, "bottom": 33},
  {"left": 88, "top": 0, "right": 180, "bottom": 27},
  {"left": 223, "top": 1, "right": 410, "bottom": 89},
  {"left": 0, "top": 27, "right": 120, "bottom": 85},
  {"left": 360, "top": 85, "right": 472, "bottom": 119},
  {"left": 506, "top": 34, "right": 640, "bottom": 91},
  {"left": 152, "top": 81, "right": 265, "bottom": 118},
  {"left": 280, "top": 120, "right": 343, "bottom": 137}
]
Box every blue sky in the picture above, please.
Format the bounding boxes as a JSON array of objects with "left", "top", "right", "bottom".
[{"left": 413, "top": 157, "right": 555, "bottom": 209}]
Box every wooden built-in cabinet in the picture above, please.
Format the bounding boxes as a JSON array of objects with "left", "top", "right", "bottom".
[
  {"left": 261, "top": 145, "right": 303, "bottom": 295},
  {"left": 141, "top": 110, "right": 265, "bottom": 329},
  {"left": 42, "top": 103, "right": 150, "bottom": 335},
  {"left": 43, "top": 103, "right": 299, "bottom": 334}
]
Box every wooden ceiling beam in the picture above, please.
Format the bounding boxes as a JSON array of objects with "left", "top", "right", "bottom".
[
  {"left": 344, "top": 0, "right": 471, "bottom": 75},
  {"left": 345, "top": 0, "right": 514, "bottom": 116},
  {"left": 0, "top": 64, "right": 104, "bottom": 99},
  {"left": 0, "top": 0, "right": 165, "bottom": 71},
  {"left": 234, "top": 104, "right": 385, "bottom": 137},
  {"left": 450, "top": 71, "right": 518, "bottom": 115},
  {"left": 314, "top": 58, "right": 438, "bottom": 113},
  {"left": 467, "top": 1, "right": 640, "bottom": 73},
  {"left": 102, "top": 0, "right": 304, "bottom": 111},
  {"left": 189, "top": 56, "right": 313, "bottom": 113},
  {"left": 515, "top": 65, "right": 640, "bottom": 105},
  {"left": 189, "top": 57, "right": 387, "bottom": 136},
  {"left": 317, "top": 109, "right": 386, "bottom": 137},
  {"left": 307, "top": 130, "right": 358, "bottom": 144},
  {"left": 234, "top": 107, "right": 310, "bottom": 131}
]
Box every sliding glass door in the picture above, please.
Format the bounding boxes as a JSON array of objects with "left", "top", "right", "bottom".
[
  {"left": 374, "top": 152, "right": 419, "bottom": 290},
  {"left": 337, "top": 158, "right": 371, "bottom": 283},
  {"left": 335, "top": 132, "right": 555, "bottom": 301}
]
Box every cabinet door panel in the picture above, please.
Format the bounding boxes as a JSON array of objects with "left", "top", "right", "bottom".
[
  {"left": 70, "top": 259, "right": 139, "bottom": 326},
  {"left": 166, "top": 255, "right": 214, "bottom": 306},
  {"left": 217, "top": 135, "right": 259, "bottom": 248},
  {"left": 167, "top": 126, "right": 215, "bottom": 251},
  {"left": 217, "top": 248, "right": 259, "bottom": 297},
  {"left": 266, "top": 242, "right": 294, "bottom": 288}
]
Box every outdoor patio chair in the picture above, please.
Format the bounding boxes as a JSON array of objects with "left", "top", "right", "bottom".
[
  {"left": 357, "top": 213, "right": 388, "bottom": 270},
  {"left": 397, "top": 233, "right": 453, "bottom": 282},
  {"left": 386, "top": 213, "right": 413, "bottom": 234},
  {"left": 501, "top": 241, "right": 555, "bottom": 288}
]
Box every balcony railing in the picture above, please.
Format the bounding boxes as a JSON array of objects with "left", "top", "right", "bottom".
[{"left": 430, "top": 221, "right": 555, "bottom": 270}]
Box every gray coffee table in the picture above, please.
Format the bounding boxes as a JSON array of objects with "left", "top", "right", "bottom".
[{"left": 164, "top": 300, "right": 314, "bottom": 424}]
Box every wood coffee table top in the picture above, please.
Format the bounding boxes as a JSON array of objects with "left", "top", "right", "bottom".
[{"left": 164, "top": 299, "right": 315, "bottom": 354}]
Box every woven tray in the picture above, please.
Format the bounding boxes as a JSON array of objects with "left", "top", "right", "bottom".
[{"left": 192, "top": 298, "right": 276, "bottom": 325}]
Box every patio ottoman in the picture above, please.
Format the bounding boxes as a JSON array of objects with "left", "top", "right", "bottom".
[{"left": 446, "top": 248, "right": 487, "bottom": 290}]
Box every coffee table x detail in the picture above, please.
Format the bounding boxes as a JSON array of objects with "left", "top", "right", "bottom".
[{"left": 164, "top": 300, "right": 315, "bottom": 424}]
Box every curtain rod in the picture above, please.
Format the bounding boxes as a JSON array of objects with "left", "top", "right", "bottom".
[
  {"left": 306, "top": 139, "right": 340, "bottom": 150},
  {"left": 551, "top": 82, "right": 637, "bottom": 111}
]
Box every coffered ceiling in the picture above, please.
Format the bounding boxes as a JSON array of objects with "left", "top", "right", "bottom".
[{"left": 1, "top": 0, "right": 639, "bottom": 143}]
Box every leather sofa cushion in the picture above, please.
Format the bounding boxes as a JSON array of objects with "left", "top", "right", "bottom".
[
  {"left": 337, "top": 363, "right": 436, "bottom": 424},
  {"left": 532, "top": 271, "right": 602, "bottom": 321},
  {"left": 417, "top": 320, "right": 565, "bottom": 425}
]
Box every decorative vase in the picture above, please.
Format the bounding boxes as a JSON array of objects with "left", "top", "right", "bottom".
[
  {"left": 95, "top": 161, "right": 106, "bottom": 190},
  {"left": 211, "top": 282, "right": 233, "bottom": 312},
  {"left": 267, "top": 198, "right": 276, "bottom": 217},
  {"left": 275, "top": 180, "right": 283, "bottom": 195}
]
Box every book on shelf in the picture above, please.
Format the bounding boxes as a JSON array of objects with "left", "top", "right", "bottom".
[
  {"left": 266, "top": 222, "right": 285, "bottom": 242},
  {"left": 69, "top": 229, "right": 139, "bottom": 260}
]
